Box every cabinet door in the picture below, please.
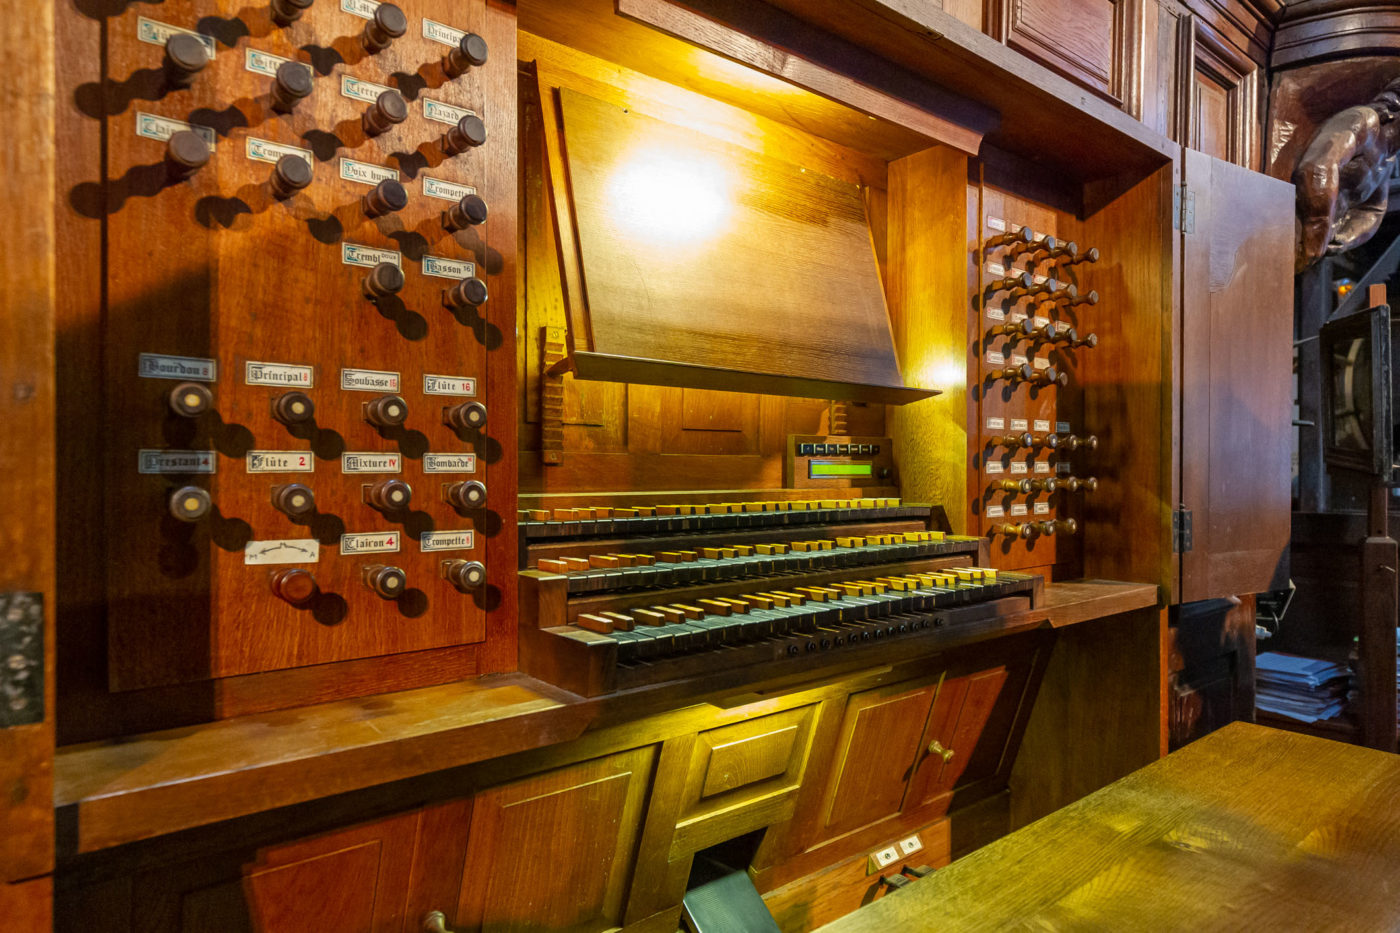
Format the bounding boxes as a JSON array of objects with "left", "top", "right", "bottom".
[
  {"left": 907, "top": 667, "right": 1011, "bottom": 813},
  {"left": 1180, "top": 149, "right": 1294, "bottom": 602},
  {"left": 452, "top": 746, "right": 657, "bottom": 933}
]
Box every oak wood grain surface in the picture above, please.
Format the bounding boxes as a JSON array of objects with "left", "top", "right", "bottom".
[{"left": 819, "top": 722, "right": 1400, "bottom": 932}]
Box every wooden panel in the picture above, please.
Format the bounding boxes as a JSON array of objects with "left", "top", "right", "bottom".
[
  {"left": 908, "top": 668, "right": 1011, "bottom": 812},
  {"left": 455, "top": 746, "right": 657, "bottom": 933},
  {"left": 1179, "top": 150, "right": 1294, "bottom": 602},
  {"left": 1177, "top": 15, "right": 1261, "bottom": 171},
  {"left": 999, "top": 0, "right": 1135, "bottom": 105},
  {"left": 0, "top": 879, "right": 51, "bottom": 933}
]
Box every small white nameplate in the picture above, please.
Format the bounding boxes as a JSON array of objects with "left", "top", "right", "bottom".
[
  {"left": 136, "top": 17, "right": 217, "bottom": 56},
  {"left": 139, "top": 353, "right": 216, "bottom": 382},
  {"left": 1010, "top": 504, "right": 1028, "bottom": 516},
  {"left": 985, "top": 417, "right": 1005, "bottom": 431},
  {"left": 1010, "top": 419, "right": 1028, "bottom": 431},
  {"left": 136, "top": 112, "right": 216, "bottom": 149},
  {"left": 985, "top": 307, "right": 1005, "bottom": 322},
  {"left": 1056, "top": 421, "right": 1072, "bottom": 433},
  {"left": 1034, "top": 357, "right": 1051, "bottom": 370},
  {"left": 341, "top": 0, "right": 381, "bottom": 20},
  {"left": 340, "top": 158, "right": 398, "bottom": 185},
  {"left": 987, "top": 217, "right": 1006, "bottom": 232},
  {"left": 340, "top": 531, "right": 400, "bottom": 554},
  {"left": 244, "top": 538, "right": 320, "bottom": 565},
  {"left": 985, "top": 262, "right": 1004, "bottom": 277},
  {"left": 1035, "top": 461, "right": 1051, "bottom": 474},
  {"left": 139, "top": 449, "right": 216, "bottom": 474},
  {"left": 423, "top": 453, "right": 477, "bottom": 473},
  {"left": 1034, "top": 420, "right": 1051, "bottom": 432},
  {"left": 340, "top": 368, "right": 400, "bottom": 391},
  {"left": 986, "top": 350, "right": 1005, "bottom": 366},
  {"left": 423, "top": 18, "right": 466, "bottom": 46},
  {"left": 421, "top": 530, "right": 475, "bottom": 552},
  {"left": 422, "top": 255, "right": 475, "bottom": 279},
  {"left": 986, "top": 505, "right": 1005, "bottom": 519},
  {"left": 246, "top": 451, "right": 314, "bottom": 473},
  {"left": 423, "top": 374, "right": 477, "bottom": 396},
  {"left": 423, "top": 98, "right": 476, "bottom": 126},
  {"left": 1010, "top": 354, "right": 1029, "bottom": 367},
  {"left": 246, "top": 136, "right": 313, "bottom": 168},
  {"left": 1034, "top": 501, "right": 1051, "bottom": 514},
  {"left": 340, "top": 74, "right": 393, "bottom": 104},
  {"left": 985, "top": 461, "right": 1004, "bottom": 475},
  {"left": 246, "top": 361, "right": 313, "bottom": 387},
  {"left": 422, "top": 176, "right": 476, "bottom": 201},
  {"left": 341, "top": 243, "right": 401, "bottom": 268},
  {"left": 1010, "top": 461, "right": 1028, "bottom": 475},
  {"left": 341, "top": 452, "right": 402, "bottom": 473},
  {"left": 244, "top": 47, "right": 311, "bottom": 80}
]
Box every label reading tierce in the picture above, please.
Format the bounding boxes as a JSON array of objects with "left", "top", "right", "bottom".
[
  {"left": 246, "top": 361, "right": 313, "bottom": 387},
  {"left": 423, "top": 453, "right": 477, "bottom": 473},
  {"left": 245, "top": 539, "right": 320, "bottom": 566},
  {"left": 246, "top": 451, "right": 314, "bottom": 473},
  {"left": 136, "top": 17, "right": 217, "bottom": 56},
  {"left": 340, "top": 74, "right": 393, "bottom": 104},
  {"left": 139, "top": 353, "right": 216, "bottom": 382},
  {"left": 341, "top": 243, "right": 401, "bottom": 269},
  {"left": 342, "top": 452, "right": 401, "bottom": 473},
  {"left": 340, "top": 158, "right": 399, "bottom": 186},
  {"left": 136, "top": 112, "right": 217, "bottom": 149},
  {"left": 341, "top": 368, "right": 400, "bottom": 392},
  {"left": 421, "top": 530, "right": 474, "bottom": 553},
  {"left": 139, "top": 449, "right": 216, "bottom": 474},
  {"left": 340, "top": 531, "right": 400, "bottom": 555}
]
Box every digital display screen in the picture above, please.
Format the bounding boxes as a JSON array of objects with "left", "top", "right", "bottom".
[{"left": 809, "top": 460, "right": 873, "bottom": 479}]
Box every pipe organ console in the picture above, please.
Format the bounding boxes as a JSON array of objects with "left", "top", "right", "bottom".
[{"left": 20, "top": 0, "right": 1292, "bottom": 930}]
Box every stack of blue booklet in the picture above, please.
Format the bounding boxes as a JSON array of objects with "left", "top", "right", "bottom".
[{"left": 1256, "top": 652, "right": 1350, "bottom": 723}]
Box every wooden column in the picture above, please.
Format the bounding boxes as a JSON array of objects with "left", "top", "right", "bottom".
[{"left": 1359, "top": 283, "right": 1397, "bottom": 752}]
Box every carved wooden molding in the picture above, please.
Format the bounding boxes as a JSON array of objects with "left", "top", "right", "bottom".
[
  {"left": 992, "top": 0, "right": 1143, "bottom": 109},
  {"left": 1275, "top": 0, "right": 1400, "bottom": 69},
  {"left": 1175, "top": 13, "right": 1260, "bottom": 171}
]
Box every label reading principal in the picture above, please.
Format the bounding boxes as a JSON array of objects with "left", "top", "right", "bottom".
[
  {"left": 341, "top": 243, "right": 401, "bottom": 268},
  {"left": 340, "top": 531, "right": 400, "bottom": 554},
  {"left": 421, "top": 530, "right": 474, "bottom": 552},
  {"left": 139, "top": 353, "right": 216, "bottom": 382},
  {"left": 423, "top": 18, "right": 467, "bottom": 46},
  {"left": 246, "top": 451, "right": 314, "bottom": 473},
  {"left": 985, "top": 417, "right": 1005, "bottom": 431},
  {"left": 136, "top": 17, "right": 217, "bottom": 56},
  {"left": 136, "top": 112, "right": 216, "bottom": 149},
  {"left": 246, "top": 361, "right": 313, "bottom": 387},
  {"left": 244, "top": 539, "right": 320, "bottom": 565},
  {"left": 341, "top": 452, "right": 401, "bottom": 473},
  {"left": 340, "top": 74, "right": 393, "bottom": 104},
  {"left": 422, "top": 176, "right": 477, "bottom": 202},
  {"left": 341, "top": 0, "right": 381, "bottom": 20},
  {"left": 423, "top": 97, "right": 476, "bottom": 125},
  {"left": 139, "top": 449, "right": 216, "bottom": 474},
  {"left": 244, "top": 48, "right": 311, "bottom": 80},
  {"left": 246, "top": 137, "right": 313, "bottom": 168},
  {"left": 340, "top": 158, "right": 399, "bottom": 185},
  {"left": 422, "top": 255, "right": 475, "bottom": 279},
  {"left": 340, "top": 368, "right": 400, "bottom": 391},
  {"left": 423, "top": 453, "right": 477, "bottom": 473},
  {"left": 423, "top": 374, "right": 476, "bottom": 396}
]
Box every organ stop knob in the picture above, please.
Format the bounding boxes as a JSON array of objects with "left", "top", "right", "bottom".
[
  {"left": 270, "top": 154, "right": 312, "bottom": 199},
  {"left": 270, "top": 0, "right": 314, "bottom": 26},
  {"left": 363, "top": 179, "right": 408, "bottom": 218},
  {"left": 271, "top": 567, "right": 317, "bottom": 605},
  {"left": 443, "top": 193, "right": 488, "bottom": 231},
  {"left": 168, "top": 382, "right": 212, "bottom": 417},
  {"left": 446, "top": 480, "right": 487, "bottom": 510},
  {"left": 273, "top": 391, "right": 314, "bottom": 425},
  {"left": 165, "top": 131, "right": 210, "bottom": 179},
  {"left": 444, "top": 401, "right": 487, "bottom": 431},
  {"left": 445, "top": 275, "right": 488, "bottom": 310},
  {"left": 444, "top": 559, "right": 486, "bottom": 591},
  {"left": 443, "top": 33, "right": 489, "bottom": 78},
  {"left": 366, "top": 478, "right": 412, "bottom": 511},
  {"left": 361, "top": 3, "right": 407, "bottom": 53},
  {"left": 991, "top": 523, "right": 1033, "bottom": 539},
  {"left": 272, "top": 483, "right": 315, "bottom": 517},
  {"left": 362, "top": 89, "right": 407, "bottom": 137},
  {"left": 270, "top": 60, "right": 313, "bottom": 113},
  {"left": 169, "top": 486, "right": 211, "bottom": 522},
  {"left": 365, "top": 394, "right": 408, "bottom": 428},
  {"left": 363, "top": 564, "right": 407, "bottom": 599},
  {"left": 363, "top": 262, "right": 404, "bottom": 300},
  {"left": 443, "top": 114, "right": 487, "bottom": 155},
  {"left": 164, "top": 34, "right": 209, "bottom": 88}
]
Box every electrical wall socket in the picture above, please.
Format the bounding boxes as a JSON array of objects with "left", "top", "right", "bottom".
[
  {"left": 866, "top": 845, "right": 901, "bottom": 874},
  {"left": 897, "top": 834, "right": 923, "bottom": 856}
]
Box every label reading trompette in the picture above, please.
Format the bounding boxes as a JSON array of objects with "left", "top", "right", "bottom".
[
  {"left": 420, "top": 530, "right": 475, "bottom": 552},
  {"left": 340, "top": 74, "right": 393, "bottom": 104},
  {"left": 244, "top": 539, "right": 320, "bottom": 565},
  {"left": 341, "top": 452, "right": 401, "bottom": 473},
  {"left": 139, "top": 353, "right": 216, "bottom": 382},
  {"left": 340, "top": 368, "right": 400, "bottom": 391},
  {"left": 422, "top": 256, "right": 475, "bottom": 279},
  {"left": 246, "top": 451, "right": 314, "bottom": 473},
  {"left": 244, "top": 48, "right": 311, "bottom": 80},
  {"left": 423, "top": 374, "right": 477, "bottom": 396},
  {"left": 139, "top": 450, "right": 216, "bottom": 474},
  {"left": 340, "top": 531, "right": 400, "bottom": 554},
  {"left": 340, "top": 158, "right": 399, "bottom": 185},
  {"left": 136, "top": 112, "right": 216, "bottom": 149},
  {"left": 246, "top": 137, "right": 313, "bottom": 168},
  {"left": 423, "top": 18, "right": 467, "bottom": 46},
  {"left": 423, "top": 454, "right": 477, "bottom": 473},
  {"left": 423, "top": 98, "right": 475, "bottom": 125},
  {"left": 422, "top": 176, "right": 477, "bottom": 202},
  {"left": 136, "top": 17, "right": 217, "bottom": 56},
  {"left": 246, "top": 361, "right": 313, "bottom": 387},
  {"left": 341, "top": 0, "right": 381, "bottom": 20},
  {"left": 341, "top": 243, "right": 401, "bottom": 268}
]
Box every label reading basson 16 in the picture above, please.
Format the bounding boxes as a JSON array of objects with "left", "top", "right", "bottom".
[{"left": 423, "top": 256, "right": 475, "bottom": 279}]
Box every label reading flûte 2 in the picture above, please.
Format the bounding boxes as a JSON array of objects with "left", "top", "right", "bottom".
[
  {"left": 244, "top": 539, "right": 320, "bottom": 565},
  {"left": 341, "top": 452, "right": 401, "bottom": 473},
  {"left": 422, "top": 176, "right": 477, "bottom": 202},
  {"left": 423, "top": 374, "right": 477, "bottom": 396},
  {"left": 422, "top": 256, "right": 475, "bottom": 279},
  {"left": 340, "top": 158, "right": 399, "bottom": 185},
  {"left": 139, "top": 353, "right": 216, "bottom": 382},
  {"left": 340, "top": 531, "right": 400, "bottom": 554},
  {"left": 136, "top": 112, "right": 217, "bottom": 149},
  {"left": 246, "top": 451, "right": 314, "bottom": 473},
  {"left": 341, "top": 243, "right": 401, "bottom": 269},
  {"left": 421, "top": 530, "right": 474, "bottom": 553},
  {"left": 341, "top": 0, "right": 381, "bottom": 21},
  {"left": 340, "top": 74, "right": 393, "bottom": 104},
  {"left": 423, "top": 18, "right": 466, "bottom": 46},
  {"left": 139, "top": 450, "right": 216, "bottom": 474},
  {"left": 136, "top": 17, "right": 217, "bottom": 56},
  {"left": 423, "top": 454, "right": 477, "bottom": 473},
  {"left": 246, "top": 361, "right": 313, "bottom": 387},
  {"left": 423, "top": 98, "right": 476, "bottom": 126},
  {"left": 340, "top": 368, "right": 399, "bottom": 392}
]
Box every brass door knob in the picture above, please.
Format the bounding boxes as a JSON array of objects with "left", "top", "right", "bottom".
[
  {"left": 929, "top": 740, "right": 955, "bottom": 763},
  {"left": 423, "top": 911, "right": 455, "bottom": 933}
]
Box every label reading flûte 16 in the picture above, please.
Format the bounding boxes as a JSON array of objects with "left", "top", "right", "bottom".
[{"left": 424, "top": 374, "right": 476, "bottom": 396}]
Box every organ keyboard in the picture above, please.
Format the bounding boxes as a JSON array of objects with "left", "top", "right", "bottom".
[{"left": 518, "top": 498, "right": 1045, "bottom": 696}]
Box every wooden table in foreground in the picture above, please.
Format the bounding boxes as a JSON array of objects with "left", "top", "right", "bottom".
[{"left": 818, "top": 722, "right": 1400, "bottom": 931}]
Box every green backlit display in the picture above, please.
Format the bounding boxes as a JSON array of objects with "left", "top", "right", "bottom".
[{"left": 809, "top": 460, "right": 873, "bottom": 479}]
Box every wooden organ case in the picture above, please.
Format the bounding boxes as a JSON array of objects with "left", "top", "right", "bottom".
[{"left": 30, "top": 0, "right": 1293, "bottom": 931}]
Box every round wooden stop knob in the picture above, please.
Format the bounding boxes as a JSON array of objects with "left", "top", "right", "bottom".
[
  {"left": 445, "top": 276, "right": 488, "bottom": 310},
  {"left": 365, "top": 394, "right": 408, "bottom": 428},
  {"left": 443, "top": 193, "right": 488, "bottom": 231},
  {"left": 271, "top": 567, "right": 317, "bottom": 605},
  {"left": 165, "top": 131, "right": 211, "bottom": 178},
  {"left": 270, "top": 0, "right": 314, "bottom": 26},
  {"left": 168, "top": 382, "right": 212, "bottom": 417},
  {"left": 443, "top": 32, "right": 488, "bottom": 78},
  {"left": 362, "top": 89, "right": 407, "bottom": 137},
  {"left": 367, "top": 478, "right": 412, "bottom": 511},
  {"left": 363, "top": 179, "right": 407, "bottom": 218},
  {"left": 444, "top": 559, "right": 486, "bottom": 592},
  {"left": 363, "top": 564, "right": 407, "bottom": 599},
  {"left": 361, "top": 3, "right": 407, "bottom": 53},
  {"left": 169, "top": 486, "right": 211, "bottom": 522},
  {"left": 270, "top": 154, "right": 312, "bottom": 199},
  {"left": 442, "top": 114, "right": 487, "bottom": 155},
  {"left": 444, "top": 401, "right": 486, "bottom": 431},
  {"left": 363, "top": 262, "right": 404, "bottom": 300},
  {"left": 446, "top": 480, "right": 487, "bottom": 510},
  {"left": 272, "top": 482, "right": 315, "bottom": 517},
  {"left": 273, "top": 390, "right": 315, "bottom": 425},
  {"left": 270, "top": 60, "right": 313, "bottom": 113},
  {"left": 164, "top": 33, "right": 209, "bottom": 87}
]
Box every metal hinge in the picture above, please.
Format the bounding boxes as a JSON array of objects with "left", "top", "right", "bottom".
[
  {"left": 1173, "top": 185, "right": 1196, "bottom": 234},
  {"left": 1172, "top": 507, "right": 1194, "bottom": 554}
]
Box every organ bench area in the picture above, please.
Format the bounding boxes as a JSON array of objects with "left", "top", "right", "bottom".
[{"left": 9, "top": 0, "right": 1292, "bottom": 930}]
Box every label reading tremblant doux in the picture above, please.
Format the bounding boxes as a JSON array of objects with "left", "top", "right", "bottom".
[
  {"left": 420, "top": 530, "right": 474, "bottom": 552},
  {"left": 245, "top": 361, "right": 313, "bottom": 387},
  {"left": 340, "top": 531, "right": 400, "bottom": 555},
  {"left": 340, "top": 368, "right": 400, "bottom": 392},
  {"left": 139, "top": 353, "right": 216, "bottom": 382},
  {"left": 341, "top": 243, "right": 401, "bottom": 268},
  {"left": 423, "top": 454, "right": 477, "bottom": 473},
  {"left": 139, "top": 450, "right": 216, "bottom": 474},
  {"left": 341, "top": 452, "right": 401, "bottom": 473}
]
